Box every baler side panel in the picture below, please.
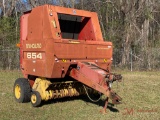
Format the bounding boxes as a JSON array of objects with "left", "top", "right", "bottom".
[
  {"left": 53, "top": 42, "right": 112, "bottom": 59},
  {"left": 54, "top": 43, "right": 86, "bottom": 59},
  {"left": 78, "top": 17, "right": 96, "bottom": 40},
  {"left": 91, "top": 12, "right": 103, "bottom": 41},
  {"left": 22, "top": 40, "right": 46, "bottom": 77},
  {"left": 86, "top": 44, "right": 112, "bottom": 59},
  {"left": 43, "top": 6, "right": 54, "bottom": 39},
  {"left": 27, "top": 6, "right": 43, "bottom": 40},
  {"left": 20, "top": 14, "right": 29, "bottom": 68},
  {"left": 49, "top": 11, "right": 62, "bottom": 39},
  {"left": 20, "top": 14, "right": 29, "bottom": 41}
]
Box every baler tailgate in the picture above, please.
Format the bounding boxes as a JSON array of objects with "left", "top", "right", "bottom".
[{"left": 69, "top": 62, "right": 122, "bottom": 112}]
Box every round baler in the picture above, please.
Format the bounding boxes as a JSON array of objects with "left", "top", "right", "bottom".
[{"left": 13, "top": 4, "right": 122, "bottom": 113}]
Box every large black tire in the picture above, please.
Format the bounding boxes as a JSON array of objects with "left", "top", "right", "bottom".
[
  {"left": 31, "top": 91, "right": 41, "bottom": 107},
  {"left": 13, "top": 78, "right": 31, "bottom": 103}
]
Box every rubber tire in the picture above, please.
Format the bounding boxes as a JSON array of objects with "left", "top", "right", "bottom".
[
  {"left": 13, "top": 78, "right": 31, "bottom": 103},
  {"left": 31, "top": 91, "right": 41, "bottom": 107}
]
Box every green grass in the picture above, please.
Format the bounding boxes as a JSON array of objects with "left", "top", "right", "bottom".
[{"left": 0, "top": 70, "right": 160, "bottom": 120}]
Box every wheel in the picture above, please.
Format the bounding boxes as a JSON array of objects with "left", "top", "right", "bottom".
[
  {"left": 14, "top": 78, "right": 31, "bottom": 103},
  {"left": 31, "top": 91, "right": 41, "bottom": 107}
]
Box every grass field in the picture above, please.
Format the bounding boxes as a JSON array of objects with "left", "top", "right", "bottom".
[{"left": 0, "top": 70, "right": 160, "bottom": 120}]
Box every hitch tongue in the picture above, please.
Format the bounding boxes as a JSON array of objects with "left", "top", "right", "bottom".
[
  {"left": 111, "top": 91, "right": 122, "bottom": 104},
  {"left": 101, "top": 91, "right": 122, "bottom": 113}
]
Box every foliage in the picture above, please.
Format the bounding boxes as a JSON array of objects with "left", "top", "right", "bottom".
[
  {"left": 0, "top": 0, "right": 160, "bottom": 70},
  {"left": 0, "top": 17, "right": 18, "bottom": 49}
]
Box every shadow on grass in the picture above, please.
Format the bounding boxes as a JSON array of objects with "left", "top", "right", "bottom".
[{"left": 41, "top": 95, "right": 119, "bottom": 113}]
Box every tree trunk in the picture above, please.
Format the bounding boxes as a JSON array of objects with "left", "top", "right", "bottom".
[
  {"left": 2, "top": 0, "right": 5, "bottom": 16},
  {"left": 71, "top": 0, "right": 75, "bottom": 8},
  {"left": 59, "top": 0, "right": 64, "bottom": 7},
  {"left": 80, "top": 0, "right": 83, "bottom": 9},
  {"left": 6, "top": 0, "right": 16, "bottom": 17}
]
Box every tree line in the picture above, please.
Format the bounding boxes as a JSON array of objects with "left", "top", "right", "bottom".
[{"left": 0, "top": 0, "right": 160, "bottom": 70}]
